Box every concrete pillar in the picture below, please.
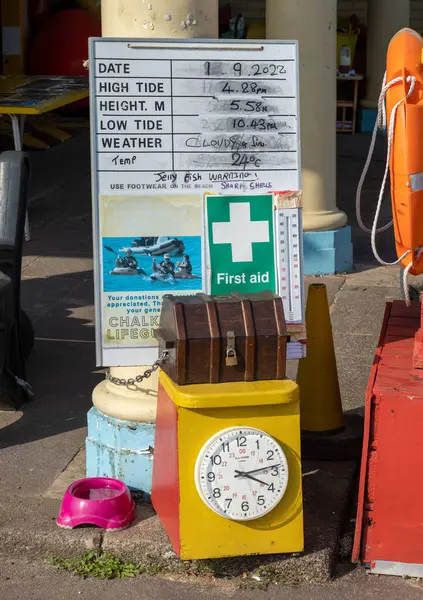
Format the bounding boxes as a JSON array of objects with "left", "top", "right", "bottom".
[
  {"left": 98, "top": 0, "right": 218, "bottom": 417},
  {"left": 101, "top": 0, "right": 218, "bottom": 39},
  {"left": 362, "top": 0, "right": 410, "bottom": 109},
  {"left": 97, "top": 0, "right": 218, "bottom": 419},
  {"left": 266, "top": 0, "right": 352, "bottom": 274},
  {"left": 86, "top": 0, "right": 218, "bottom": 492}
]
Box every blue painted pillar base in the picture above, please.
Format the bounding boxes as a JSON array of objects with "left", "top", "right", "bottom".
[
  {"left": 303, "top": 225, "right": 353, "bottom": 275},
  {"left": 86, "top": 407, "right": 155, "bottom": 495},
  {"left": 358, "top": 107, "right": 377, "bottom": 132}
]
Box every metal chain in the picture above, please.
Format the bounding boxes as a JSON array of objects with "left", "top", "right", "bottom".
[{"left": 105, "top": 351, "right": 168, "bottom": 387}]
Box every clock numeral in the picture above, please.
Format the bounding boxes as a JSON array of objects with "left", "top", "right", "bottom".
[
  {"left": 255, "top": 440, "right": 260, "bottom": 450},
  {"left": 267, "top": 450, "right": 275, "bottom": 461},
  {"left": 257, "top": 495, "right": 265, "bottom": 506},
  {"left": 271, "top": 466, "right": 279, "bottom": 476},
  {"left": 225, "top": 498, "right": 232, "bottom": 508},
  {"left": 213, "top": 488, "right": 221, "bottom": 498},
  {"left": 237, "top": 436, "right": 247, "bottom": 447},
  {"left": 268, "top": 483, "right": 275, "bottom": 492},
  {"left": 241, "top": 501, "right": 250, "bottom": 512},
  {"left": 222, "top": 442, "right": 230, "bottom": 452},
  {"left": 210, "top": 455, "right": 222, "bottom": 465},
  {"left": 207, "top": 472, "right": 215, "bottom": 482}
]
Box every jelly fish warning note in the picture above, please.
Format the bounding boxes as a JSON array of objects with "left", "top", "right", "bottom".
[{"left": 89, "top": 38, "right": 300, "bottom": 366}]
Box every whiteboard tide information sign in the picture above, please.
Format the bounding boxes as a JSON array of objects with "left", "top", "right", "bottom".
[{"left": 89, "top": 38, "right": 301, "bottom": 367}]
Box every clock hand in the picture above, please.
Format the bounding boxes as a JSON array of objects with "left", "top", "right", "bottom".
[
  {"left": 236, "top": 464, "right": 281, "bottom": 477},
  {"left": 234, "top": 470, "right": 267, "bottom": 486}
]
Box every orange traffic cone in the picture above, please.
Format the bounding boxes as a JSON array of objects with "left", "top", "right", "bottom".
[{"left": 297, "top": 284, "right": 363, "bottom": 460}]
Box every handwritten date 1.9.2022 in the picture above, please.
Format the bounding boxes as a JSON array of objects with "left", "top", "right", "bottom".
[{"left": 204, "top": 62, "right": 287, "bottom": 78}]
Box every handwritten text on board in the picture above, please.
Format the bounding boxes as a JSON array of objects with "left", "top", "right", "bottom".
[{"left": 91, "top": 41, "right": 300, "bottom": 195}]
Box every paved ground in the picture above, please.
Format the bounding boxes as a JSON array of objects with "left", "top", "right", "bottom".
[
  {"left": 2, "top": 556, "right": 423, "bottom": 600},
  {"left": 0, "top": 130, "right": 416, "bottom": 597}
]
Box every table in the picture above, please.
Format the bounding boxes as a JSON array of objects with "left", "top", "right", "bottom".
[
  {"left": 336, "top": 74, "right": 363, "bottom": 134},
  {"left": 0, "top": 76, "right": 89, "bottom": 240}
]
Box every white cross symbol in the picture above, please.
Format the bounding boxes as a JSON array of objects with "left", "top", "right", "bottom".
[{"left": 212, "top": 202, "right": 270, "bottom": 263}]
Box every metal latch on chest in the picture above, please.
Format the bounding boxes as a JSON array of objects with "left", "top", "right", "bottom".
[{"left": 225, "top": 330, "right": 238, "bottom": 366}]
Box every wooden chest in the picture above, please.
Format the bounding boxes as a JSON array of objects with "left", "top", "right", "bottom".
[{"left": 154, "top": 292, "right": 287, "bottom": 385}]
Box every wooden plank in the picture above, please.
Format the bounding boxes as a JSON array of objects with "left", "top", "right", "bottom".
[
  {"left": 355, "top": 300, "right": 423, "bottom": 569},
  {"left": 385, "top": 324, "right": 418, "bottom": 337},
  {"left": 382, "top": 336, "right": 415, "bottom": 354},
  {"left": 0, "top": 76, "right": 89, "bottom": 115},
  {"left": 390, "top": 300, "right": 421, "bottom": 319},
  {"left": 353, "top": 302, "right": 392, "bottom": 563},
  {"left": 388, "top": 315, "right": 420, "bottom": 327}
]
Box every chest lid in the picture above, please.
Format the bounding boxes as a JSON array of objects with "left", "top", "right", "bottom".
[
  {"left": 156, "top": 292, "right": 287, "bottom": 384},
  {"left": 159, "top": 291, "right": 286, "bottom": 339}
]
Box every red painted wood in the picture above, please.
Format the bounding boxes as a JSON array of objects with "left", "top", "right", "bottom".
[
  {"left": 413, "top": 301, "right": 423, "bottom": 370},
  {"left": 151, "top": 383, "right": 181, "bottom": 556},
  {"left": 382, "top": 336, "right": 415, "bottom": 353},
  {"left": 390, "top": 300, "right": 421, "bottom": 319},
  {"left": 385, "top": 325, "right": 418, "bottom": 337},
  {"left": 370, "top": 393, "right": 423, "bottom": 564},
  {"left": 388, "top": 315, "right": 420, "bottom": 325},
  {"left": 374, "top": 364, "right": 423, "bottom": 393},
  {"left": 379, "top": 352, "right": 413, "bottom": 370},
  {"left": 355, "top": 299, "right": 423, "bottom": 567},
  {"left": 353, "top": 302, "right": 392, "bottom": 563},
  {"left": 413, "top": 329, "right": 423, "bottom": 370}
]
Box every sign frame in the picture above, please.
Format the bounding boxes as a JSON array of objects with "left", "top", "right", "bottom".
[{"left": 89, "top": 37, "right": 301, "bottom": 367}]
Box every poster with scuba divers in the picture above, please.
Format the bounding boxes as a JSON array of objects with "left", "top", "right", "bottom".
[{"left": 99, "top": 194, "right": 204, "bottom": 366}]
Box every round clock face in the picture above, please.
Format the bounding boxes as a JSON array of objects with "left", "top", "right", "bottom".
[{"left": 194, "top": 427, "right": 289, "bottom": 521}]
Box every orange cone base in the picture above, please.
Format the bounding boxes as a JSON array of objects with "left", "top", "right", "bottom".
[{"left": 301, "top": 413, "right": 364, "bottom": 461}]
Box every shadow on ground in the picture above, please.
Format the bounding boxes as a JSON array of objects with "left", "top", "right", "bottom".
[
  {"left": 337, "top": 133, "right": 396, "bottom": 268},
  {"left": 0, "top": 131, "right": 395, "bottom": 485},
  {"left": 0, "top": 270, "right": 101, "bottom": 450}
]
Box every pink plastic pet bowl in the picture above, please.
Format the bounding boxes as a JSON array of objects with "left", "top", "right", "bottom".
[{"left": 56, "top": 477, "right": 135, "bottom": 531}]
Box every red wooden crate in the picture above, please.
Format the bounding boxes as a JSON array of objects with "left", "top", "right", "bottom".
[{"left": 353, "top": 300, "right": 423, "bottom": 576}]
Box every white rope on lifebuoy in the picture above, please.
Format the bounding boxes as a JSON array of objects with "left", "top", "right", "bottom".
[{"left": 356, "top": 72, "right": 420, "bottom": 304}]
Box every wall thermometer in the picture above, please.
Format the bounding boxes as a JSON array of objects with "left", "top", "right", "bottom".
[{"left": 275, "top": 206, "right": 305, "bottom": 324}]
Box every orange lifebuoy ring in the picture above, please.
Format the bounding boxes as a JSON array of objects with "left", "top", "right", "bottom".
[
  {"left": 386, "top": 28, "right": 423, "bottom": 276},
  {"left": 356, "top": 28, "right": 423, "bottom": 301}
]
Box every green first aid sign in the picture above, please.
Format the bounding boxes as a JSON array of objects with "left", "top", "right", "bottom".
[{"left": 205, "top": 195, "right": 276, "bottom": 295}]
